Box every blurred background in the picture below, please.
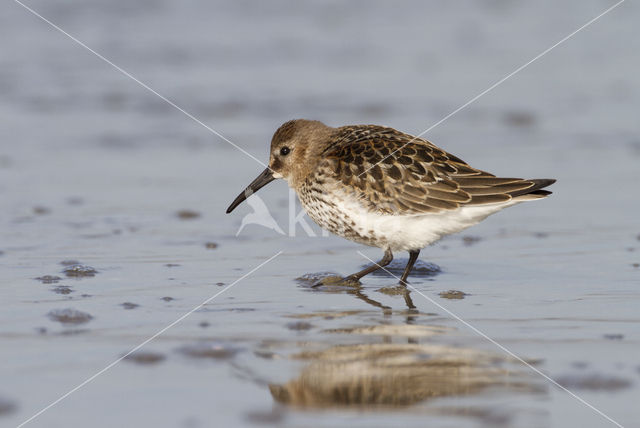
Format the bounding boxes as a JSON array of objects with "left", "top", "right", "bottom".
[{"left": 0, "top": 1, "right": 638, "bottom": 427}]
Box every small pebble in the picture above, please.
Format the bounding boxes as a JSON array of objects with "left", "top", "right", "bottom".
[
  {"left": 35, "top": 275, "right": 62, "bottom": 284},
  {"left": 33, "top": 206, "right": 50, "bottom": 215},
  {"left": 48, "top": 308, "right": 93, "bottom": 325},
  {"left": 603, "top": 334, "right": 624, "bottom": 341},
  {"left": 439, "top": 290, "right": 468, "bottom": 300},
  {"left": 121, "top": 302, "right": 139, "bottom": 310},
  {"left": 62, "top": 264, "right": 98, "bottom": 277},
  {"left": 462, "top": 236, "right": 482, "bottom": 246},
  {"left": 205, "top": 242, "right": 218, "bottom": 249},
  {"left": 124, "top": 351, "right": 166, "bottom": 365},
  {"left": 176, "top": 210, "right": 200, "bottom": 220},
  {"left": 286, "top": 321, "right": 313, "bottom": 331}
]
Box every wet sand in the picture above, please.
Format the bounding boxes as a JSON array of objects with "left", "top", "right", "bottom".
[{"left": 1, "top": 1, "right": 639, "bottom": 427}]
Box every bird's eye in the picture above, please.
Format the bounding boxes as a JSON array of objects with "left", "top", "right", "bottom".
[{"left": 280, "top": 147, "right": 290, "bottom": 156}]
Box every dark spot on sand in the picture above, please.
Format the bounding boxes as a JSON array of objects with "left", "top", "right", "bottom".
[
  {"left": 124, "top": 351, "right": 166, "bottom": 365},
  {"left": 59, "top": 329, "right": 90, "bottom": 336},
  {"left": 632, "top": 263, "right": 639, "bottom": 268},
  {"left": 62, "top": 264, "right": 98, "bottom": 277},
  {"left": 286, "top": 321, "right": 313, "bottom": 331},
  {"left": 165, "top": 263, "right": 180, "bottom": 267},
  {"left": 0, "top": 155, "right": 12, "bottom": 168},
  {"left": 533, "top": 232, "right": 548, "bottom": 239},
  {"left": 216, "top": 282, "right": 225, "bottom": 286},
  {"left": 60, "top": 260, "right": 81, "bottom": 266},
  {"left": 161, "top": 296, "right": 174, "bottom": 302},
  {"left": 198, "top": 321, "right": 210, "bottom": 328},
  {"left": 603, "top": 334, "right": 624, "bottom": 340},
  {"left": 52, "top": 286, "right": 73, "bottom": 295},
  {"left": 439, "top": 290, "right": 468, "bottom": 300},
  {"left": 462, "top": 235, "right": 482, "bottom": 246},
  {"left": 254, "top": 350, "right": 276, "bottom": 359},
  {"left": 178, "top": 342, "right": 241, "bottom": 360},
  {"left": 66, "top": 196, "right": 84, "bottom": 205},
  {"left": 176, "top": 210, "right": 200, "bottom": 220},
  {"left": 121, "top": 302, "right": 139, "bottom": 310},
  {"left": 35, "top": 327, "right": 47, "bottom": 335},
  {"left": 557, "top": 373, "right": 632, "bottom": 391},
  {"left": 205, "top": 242, "right": 218, "bottom": 249},
  {"left": 244, "top": 408, "right": 284, "bottom": 425},
  {"left": 503, "top": 110, "right": 536, "bottom": 128},
  {"left": 33, "top": 206, "right": 50, "bottom": 215},
  {"left": 35, "top": 275, "right": 62, "bottom": 284},
  {"left": 0, "top": 396, "right": 17, "bottom": 416},
  {"left": 48, "top": 308, "right": 93, "bottom": 325}
]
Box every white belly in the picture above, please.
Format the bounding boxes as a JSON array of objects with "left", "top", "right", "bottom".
[{"left": 322, "top": 192, "right": 522, "bottom": 252}]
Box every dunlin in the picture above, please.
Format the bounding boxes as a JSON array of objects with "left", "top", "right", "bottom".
[{"left": 227, "top": 120, "right": 555, "bottom": 285}]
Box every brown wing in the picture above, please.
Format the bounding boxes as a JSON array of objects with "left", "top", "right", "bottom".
[{"left": 316, "top": 125, "right": 547, "bottom": 215}]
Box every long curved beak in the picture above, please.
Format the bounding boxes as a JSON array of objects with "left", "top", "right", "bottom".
[{"left": 226, "top": 168, "right": 275, "bottom": 214}]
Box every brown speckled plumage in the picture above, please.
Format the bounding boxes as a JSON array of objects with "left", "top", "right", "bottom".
[{"left": 227, "top": 119, "right": 555, "bottom": 285}]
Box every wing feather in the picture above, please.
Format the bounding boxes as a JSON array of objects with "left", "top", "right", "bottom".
[{"left": 312, "top": 125, "right": 552, "bottom": 215}]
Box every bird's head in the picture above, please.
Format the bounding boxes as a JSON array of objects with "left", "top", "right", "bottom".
[{"left": 226, "top": 119, "right": 332, "bottom": 214}]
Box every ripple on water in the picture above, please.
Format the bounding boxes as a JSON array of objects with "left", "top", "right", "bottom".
[{"left": 177, "top": 342, "right": 242, "bottom": 360}]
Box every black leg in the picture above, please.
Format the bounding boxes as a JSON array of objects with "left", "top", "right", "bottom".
[
  {"left": 399, "top": 250, "right": 420, "bottom": 286},
  {"left": 345, "top": 248, "right": 393, "bottom": 282}
]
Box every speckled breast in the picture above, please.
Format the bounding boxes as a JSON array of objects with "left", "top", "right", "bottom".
[{"left": 297, "top": 179, "right": 380, "bottom": 247}]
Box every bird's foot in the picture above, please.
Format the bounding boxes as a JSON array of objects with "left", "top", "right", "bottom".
[{"left": 312, "top": 275, "right": 361, "bottom": 288}]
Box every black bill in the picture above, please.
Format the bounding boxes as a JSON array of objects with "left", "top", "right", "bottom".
[{"left": 226, "top": 168, "right": 275, "bottom": 213}]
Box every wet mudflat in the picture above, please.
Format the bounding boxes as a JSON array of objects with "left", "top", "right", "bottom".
[{"left": 1, "top": 1, "right": 639, "bottom": 427}]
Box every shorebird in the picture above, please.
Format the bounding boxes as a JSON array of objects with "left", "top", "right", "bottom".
[{"left": 226, "top": 120, "right": 555, "bottom": 285}]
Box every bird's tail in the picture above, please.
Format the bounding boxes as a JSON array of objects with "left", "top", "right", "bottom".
[{"left": 510, "top": 178, "right": 556, "bottom": 200}]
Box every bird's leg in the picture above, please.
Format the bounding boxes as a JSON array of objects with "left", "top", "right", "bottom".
[
  {"left": 399, "top": 250, "right": 420, "bottom": 286},
  {"left": 344, "top": 248, "right": 393, "bottom": 283}
]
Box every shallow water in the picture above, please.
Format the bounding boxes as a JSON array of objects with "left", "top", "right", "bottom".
[{"left": 1, "top": 0, "right": 639, "bottom": 427}]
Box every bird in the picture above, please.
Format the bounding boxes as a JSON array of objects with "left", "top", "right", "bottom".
[{"left": 226, "top": 119, "right": 555, "bottom": 286}]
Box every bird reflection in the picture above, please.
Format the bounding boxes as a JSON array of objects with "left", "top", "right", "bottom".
[
  {"left": 269, "top": 341, "right": 535, "bottom": 407},
  {"left": 274, "top": 275, "right": 541, "bottom": 408}
]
